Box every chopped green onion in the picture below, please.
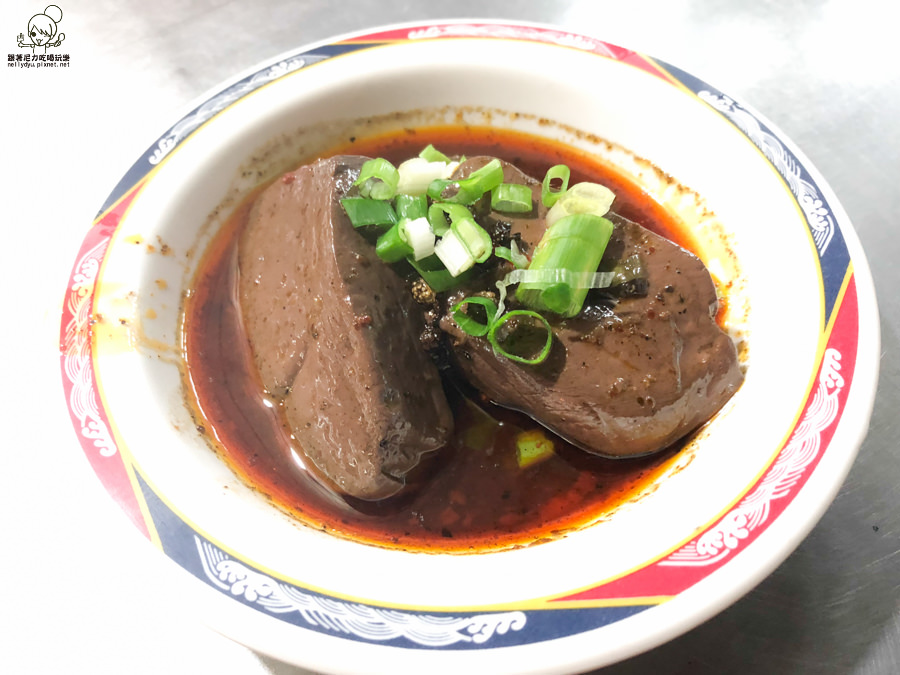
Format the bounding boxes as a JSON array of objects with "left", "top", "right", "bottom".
[
  {"left": 496, "top": 263, "right": 641, "bottom": 314},
  {"left": 427, "top": 202, "right": 471, "bottom": 236},
  {"left": 340, "top": 197, "right": 398, "bottom": 228},
  {"left": 460, "top": 158, "right": 504, "bottom": 200},
  {"left": 505, "top": 267, "right": 617, "bottom": 290},
  {"left": 419, "top": 144, "right": 452, "bottom": 163},
  {"left": 541, "top": 164, "right": 571, "bottom": 207},
  {"left": 426, "top": 179, "right": 464, "bottom": 204},
  {"left": 516, "top": 213, "right": 614, "bottom": 317},
  {"left": 451, "top": 217, "right": 492, "bottom": 264},
  {"left": 394, "top": 193, "right": 428, "bottom": 221},
  {"left": 354, "top": 158, "right": 399, "bottom": 200},
  {"left": 427, "top": 158, "right": 504, "bottom": 205},
  {"left": 408, "top": 254, "right": 468, "bottom": 293},
  {"left": 510, "top": 240, "right": 530, "bottom": 269},
  {"left": 450, "top": 296, "right": 552, "bottom": 366},
  {"left": 434, "top": 228, "right": 476, "bottom": 277},
  {"left": 545, "top": 181, "right": 615, "bottom": 228},
  {"left": 495, "top": 274, "right": 513, "bottom": 320},
  {"left": 450, "top": 296, "right": 499, "bottom": 337},
  {"left": 494, "top": 247, "right": 515, "bottom": 265},
  {"left": 494, "top": 240, "right": 529, "bottom": 269},
  {"left": 491, "top": 183, "right": 533, "bottom": 213},
  {"left": 433, "top": 213, "right": 493, "bottom": 278},
  {"left": 488, "top": 309, "right": 553, "bottom": 365},
  {"left": 401, "top": 216, "right": 436, "bottom": 261},
  {"left": 375, "top": 222, "right": 413, "bottom": 262},
  {"left": 515, "top": 429, "right": 555, "bottom": 468},
  {"left": 396, "top": 158, "right": 457, "bottom": 196}
]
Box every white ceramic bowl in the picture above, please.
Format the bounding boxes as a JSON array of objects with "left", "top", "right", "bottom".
[{"left": 60, "top": 20, "right": 879, "bottom": 674}]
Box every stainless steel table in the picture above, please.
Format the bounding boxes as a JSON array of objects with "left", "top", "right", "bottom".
[{"left": 4, "top": 1, "right": 897, "bottom": 673}]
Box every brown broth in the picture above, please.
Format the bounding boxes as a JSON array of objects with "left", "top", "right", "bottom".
[{"left": 182, "top": 127, "right": 688, "bottom": 552}]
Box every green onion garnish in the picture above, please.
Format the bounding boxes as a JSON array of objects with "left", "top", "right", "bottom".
[
  {"left": 515, "top": 429, "right": 555, "bottom": 468},
  {"left": 340, "top": 197, "right": 398, "bottom": 228},
  {"left": 516, "top": 213, "right": 613, "bottom": 317},
  {"left": 450, "top": 296, "right": 553, "bottom": 366},
  {"left": 434, "top": 215, "right": 493, "bottom": 277},
  {"left": 461, "top": 158, "right": 504, "bottom": 196},
  {"left": 451, "top": 217, "right": 492, "bottom": 264},
  {"left": 409, "top": 254, "right": 468, "bottom": 293},
  {"left": 427, "top": 202, "right": 471, "bottom": 236},
  {"left": 341, "top": 150, "right": 619, "bottom": 333},
  {"left": 375, "top": 222, "right": 413, "bottom": 262},
  {"left": 418, "top": 144, "right": 452, "bottom": 163},
  {"left": 488, "top": 309, "right": 553, "bottom": 365},
  {"left": 541, "top": 164, "right": 571, "bottom": 207},
  {"left": 450, "top": 297, "right": 499, "bottom": 337},
  {"left": 394, "top": 193, "right": 428, "bottom": 221},
  {"left": 426, "top": 179, "right": 468, "bottom": 204},
  {"left": 434, "top": 228, "right": 476, "bottom": 277},
  {"left": 495, "top": 265, "right": 639, "bottom": 319},
  {"left": 354, "top": 157, "right": 399, "bottom": 200},
  {"left": 545, "top": 181, "right": 615, "bottom": 228},
  {"left": 491, "top": 183, "right": 533, "bottom": 213},
  {"left": 494, "top": 239, "right": 529, "bottom": 269},
  {"left": 401, "top": 216, "right": 436, "bottom": 260},
  {"left": 397, "top": 158, "right": 457, "bottom": 196},
  {"left": 427, "top": 158, "right": 504, "bottom": 205}
]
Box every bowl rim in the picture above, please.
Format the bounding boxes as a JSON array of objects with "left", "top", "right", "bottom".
[{"left": 58, "top": 18, "right": 880, "bottom": 674}]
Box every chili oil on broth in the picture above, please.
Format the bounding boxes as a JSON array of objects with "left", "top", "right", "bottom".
[{"left": 181, "top": 126, "right": 699, "bottom": 553}]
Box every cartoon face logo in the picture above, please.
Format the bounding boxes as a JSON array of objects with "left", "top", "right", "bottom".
[{"left": 17, "top": 5, "right": 66, "bottom": 54}]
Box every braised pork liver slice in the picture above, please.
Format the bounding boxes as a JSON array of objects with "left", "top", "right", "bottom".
[
  {"left": 238, "top": 155, "right": 453, "bottom": 499},
  {"left": 443, "top": 158, "right": 743, "bottom": 457}
]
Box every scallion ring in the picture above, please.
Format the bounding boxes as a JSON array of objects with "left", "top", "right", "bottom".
[
  {"left": 427, "top": 158, "right": 504, "bottom": 205},
  {"left": 341, "top": 197, "right": 398, "bottom": 228},
  {"left": 488, "top": 310, "right": 553, "bottom": 365},
  {"left": 434, "top": 229, "right": 476, "bottom": 277},
  {"left": 418, "top": 144, "right": 451, "bottom": 163},
  {"left": 400, "top": 216, "right": 436, "bottom": 261},
  {"left": 427, "top": 202, "right": 471, "bottom": 236},
  {"left": 451, "top": 297, "right": 552, "bottom": 365},
  {"left": 450, "top": 296, "right": 499, "bottom": 337},
  {"left": 494, "top": 244, "right": 529, "bottom": 269},
  {"left": 459, "top": 158, "right": 504, "bottom": 199},
  {"left": 541, "top": 164, "right": 571, "bottom": 208},
  {"left": 426, "top": 178, "right": 462, "bottom": 203},
  {"left": 354, "top": 157, "right": 399, "bottom": 200},
  {"left": 516, "top": 213, "right": 614, "bottom": 317},
  {"left": 374, "top": 222, "right": 412, "bottom": 262},
  {"left": 393, "top": 193, "right": 428, "bottom": 221},
  {"left": 396, "top": 159, "right": 455, "bottom": 196},
  {"left": 451, "top": 216, "right": 493, "bottom": 264},
  {"left": 491, "top": 183, "right": 533, "bottom": 213},
  {"left": 545, "top": 181, "right": 615, "bottom": 228},
  {"left": 409, "top": 254, "right": 467, "bottom": 293}
]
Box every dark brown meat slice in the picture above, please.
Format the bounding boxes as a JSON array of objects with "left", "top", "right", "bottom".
[
  {"left": 238, "top": 155, "right": 453, "bottom": 499},
  {"left": 442, "top": 158, "right": 743, "bottom": 457}
]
